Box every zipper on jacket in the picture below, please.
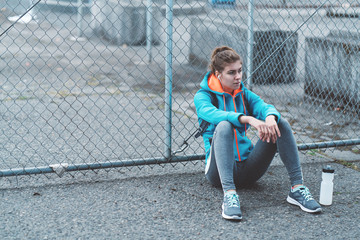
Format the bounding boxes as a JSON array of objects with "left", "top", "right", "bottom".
[
  {"left": 231, "top": 94, "right": 242, "bottom": 162},
  {"left": 240, "top": 92, "right": 247, "bottom": 136}
]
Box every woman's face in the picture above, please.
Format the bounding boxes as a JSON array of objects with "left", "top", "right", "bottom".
[{"left": 217, "top": 60, "right": 243, "bottom": 94}]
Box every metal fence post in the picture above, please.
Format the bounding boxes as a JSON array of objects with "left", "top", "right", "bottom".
[
  {"left": 164, "top": 0, "right": 173, "bottom": 159},
  {"left": 70, "top": 0, "right": 86, "bottom": 41},
  {"left": 146, "top": 0, "right": 153, "bottom": 63},
  {"left": 77, "top": 0, "right": 83, "bottom": 37},
  {"left": 246, "top": 0, "right": 254, "bottom": 90}
]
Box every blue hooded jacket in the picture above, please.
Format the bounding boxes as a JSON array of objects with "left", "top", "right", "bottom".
[{"left": 194, "top": 71, "right": 281, "bottom": 163}]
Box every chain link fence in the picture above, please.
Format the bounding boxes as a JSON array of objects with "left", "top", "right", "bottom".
[{"left": 0, "top": 0, "right": 359, "bottom": 183}]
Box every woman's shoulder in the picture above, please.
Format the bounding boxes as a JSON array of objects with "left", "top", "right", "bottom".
[{"left": 195, "top": 88, "right": 212, "bottom": 101}]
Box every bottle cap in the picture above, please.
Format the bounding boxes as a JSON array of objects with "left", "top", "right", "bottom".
[{"left": 322, "top": 165, "right": 335, "bottom": 173}]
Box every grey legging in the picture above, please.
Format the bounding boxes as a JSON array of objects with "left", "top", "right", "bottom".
[{"left": 205, "top": 118, "right": 303, "bottom": 192}]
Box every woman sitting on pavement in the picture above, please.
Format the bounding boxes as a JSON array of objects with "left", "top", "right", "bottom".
[{"left": 194, "top": 46, "right": 322, "bottom": 220}]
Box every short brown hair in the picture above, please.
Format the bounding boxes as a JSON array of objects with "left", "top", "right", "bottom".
[{"left": 209, "top": 46, "right": 242, "bottom": 74}]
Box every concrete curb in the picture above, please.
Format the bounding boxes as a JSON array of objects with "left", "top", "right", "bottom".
[{"left": 161, "top": 2, "right": 207, "bottom": 16}]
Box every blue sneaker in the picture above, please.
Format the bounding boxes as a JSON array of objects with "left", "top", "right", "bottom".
[
  {"left": 222, "top": 191, "right": 242, "bottom": 220},
  {"left": 287, "top": 185, "right": 322, "bottom": 213}
]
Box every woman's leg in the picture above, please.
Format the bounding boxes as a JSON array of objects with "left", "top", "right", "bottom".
[
  {"left": 276, "top": 118, "right": 303, "bottom": 186},
  {"left": 234, "top": 118, "right": 303, "bottom": 187},
  {"left": 205, "top": 121, "right": 237, "bottom": 192},
  {"left": 234, "top": 137, "right": 277, "bottom": 187},
  {"left": 205, "top": 121, "right": 242, "bottom": 220}
]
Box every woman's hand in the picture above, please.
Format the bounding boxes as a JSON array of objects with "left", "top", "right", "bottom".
[
  {"left": 239, "top": 115, "right": 281, "bottom": 143},
  {"left": 264, "top": 115, "right": 281, "bottom": 143}
]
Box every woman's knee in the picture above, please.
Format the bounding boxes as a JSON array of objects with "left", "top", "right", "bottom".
[
  {"left": 216, "top": 121, "right": 233, "bottom": 131},
  {"left": 215, "top": 121, "right": 234, "bottom": 138},
  {"left": 278, "top": 118, "right": 291, "bottom": 131}
]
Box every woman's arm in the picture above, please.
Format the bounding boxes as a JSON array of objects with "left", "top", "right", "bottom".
[
  {"left": 238, "top": 115, "right": 281, "bottom": 143},
  {"left": 245, "top": 89, "right": 281, "bottom": 122},
  {"left": 194, "top": 89, "right": 243, "bottom": 127}
]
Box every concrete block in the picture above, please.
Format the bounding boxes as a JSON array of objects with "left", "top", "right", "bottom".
[
  {"left": 304, "top": 31, "right": 360, "bottom": 113},
  {"left": 189, "top": 16, "right": 298, "bottom": 84},
  {"left": 91, "top": 0, "right": 161, "bottom": 45},
  {"left": 208, "top": 0, "right": 236, "bottom": 9},
  {"left": 38, "top": 0, "right": 91, "bottom": 14},
  {"left": 326, "top": 6, "right": 360, "bottom": 18},
  {"left": 160, "top": 1, "right": 207, "bottom": 16}
]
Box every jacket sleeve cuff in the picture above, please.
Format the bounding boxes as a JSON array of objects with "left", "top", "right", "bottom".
[
  {"left": 266, "top": 112, "right": 281, "bottom": 123},
  {"left": 227, "top": 112, "right": 243, "bottom": 127}
]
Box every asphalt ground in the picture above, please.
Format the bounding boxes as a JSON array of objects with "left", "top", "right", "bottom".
[
  {"left": 0, "top": 2, "right": 359, "bottom": 239},
  {"left": 0, "top": 158, "right": 359, "bottom": 239}
]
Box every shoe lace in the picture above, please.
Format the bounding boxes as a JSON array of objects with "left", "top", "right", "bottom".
[
  {"left": 299, "top": 187, "right": 314, "bottom": 201},
  {"left": 226, "top": 193, "right": 240, "bottom": 207}
]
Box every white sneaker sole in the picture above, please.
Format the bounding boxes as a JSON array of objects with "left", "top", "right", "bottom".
[{"left": 287, "top": 196, "right": 322, "bottom": 213}]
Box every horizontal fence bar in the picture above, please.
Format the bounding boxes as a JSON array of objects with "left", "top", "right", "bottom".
[
  {"left": 0, "top": 155, "right": 205, "bottom": 177},
  {"left": 297, "top": 139, "right": 360, "bottom": 151},
  {"left": 1, "top": 139, "right": 359, "bottom": 177}
]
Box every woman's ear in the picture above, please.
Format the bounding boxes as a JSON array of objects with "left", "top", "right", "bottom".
[{"left": 215, "top": 71, "right": 221, "bottom": 79}]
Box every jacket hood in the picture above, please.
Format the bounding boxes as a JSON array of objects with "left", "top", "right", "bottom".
[{"left": 200, "top": 71, "right": 243, "bottom": 96}]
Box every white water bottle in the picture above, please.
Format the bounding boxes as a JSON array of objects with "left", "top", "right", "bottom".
[{"left": 319, "top": 165, "right": 335, "bottom": 205}]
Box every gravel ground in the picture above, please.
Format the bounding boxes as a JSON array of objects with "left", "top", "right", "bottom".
[{"left": 0, "top": 161, "right": 359, "bottom": 239}]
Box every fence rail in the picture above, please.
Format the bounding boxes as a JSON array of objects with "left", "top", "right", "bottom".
[{"left": 0, "top": 0, "right": 359, "bottom": 182}]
